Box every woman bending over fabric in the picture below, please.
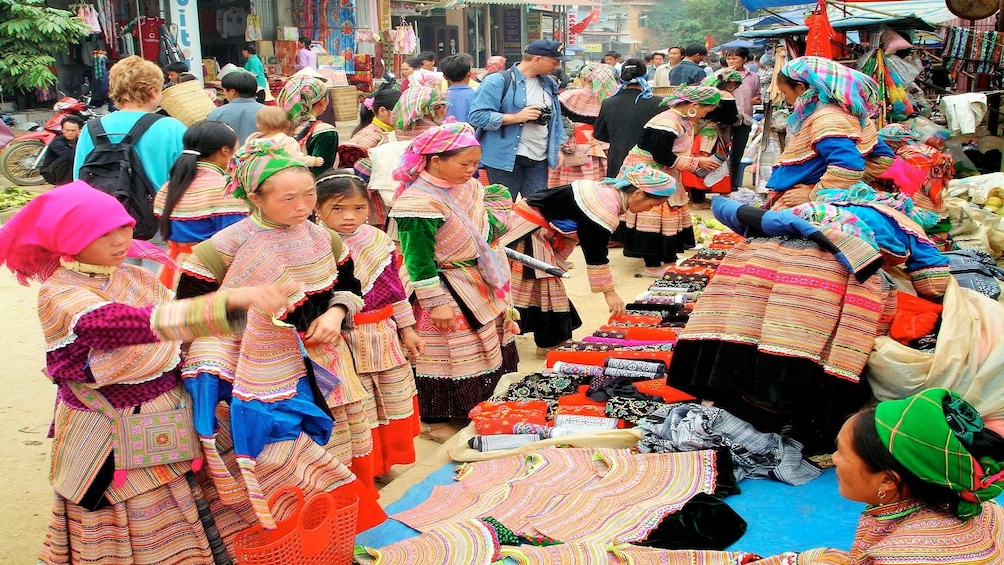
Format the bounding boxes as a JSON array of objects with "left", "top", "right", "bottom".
[
  {"left": 756, "top": 388, "right": 1004, "bottom": 564},
  {"left": 277, "top": 74, "right": 339, "bottom": 176},
  {"left": 388, "top": 123, "right": 519, "bottom": 443},
  {"left": 0, "top": 182, "right": 296, "bottom": 564},
  {"left": 547, "top": 61, "right": 618, "bottom": 187},
  {"left": 154, "top": 120, "right": 249, "bottom": 289},
  {"left": 680, "top": 69, "right": 743, "bottom": 207},
  {"left": 766, "top": 56, "right": 894, "bottom": 211},
  {"left": 177, "top": 143, "right": 387, "bottom": 530},
  {"left": 621, "top": 85, "right": 723, "bottom": 277},
  {"left": 594, "top": 58, "right": 665, "bottom": 178},
  {"left": 500, "top": 164, "right": 677, "bottom": 354},
  {"left": 314, "top": 171, "right": 424, "bottom": 476}
]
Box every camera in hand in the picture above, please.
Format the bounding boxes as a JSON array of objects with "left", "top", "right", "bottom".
[{"left": 530, "top": 105, "right": 552, "bottom": 125}]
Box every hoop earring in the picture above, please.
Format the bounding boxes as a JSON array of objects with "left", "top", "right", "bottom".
[
  {"left": 877, "top": 491, "right": 886, "bottom": 500},
  {"left": 686, "top": 108, "right": 698, "bottom": 118}
]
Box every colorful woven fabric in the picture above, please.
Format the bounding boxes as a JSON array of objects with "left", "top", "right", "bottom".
[
  {"left": 876, "top": 388, "right": 1004, "bottom": 518},
  {"left": 815, "top": 182, "right": 941, "bottom": 230},
  {"left": 277, "top": 74, "right": 328, "bottom": 126},
  {"left": 787, "top": 202, "right": 878, "bottom": 249},
  {"left": 224, "top": 140, "right": 307, "bottom": 199},
  {"left": 661, "top": 85, "right": 722, "bottom": 108},
  {"left": 610, "top": 163, "right": 676, "bottom": 197},
  {"left": 559, "top": 63, "right": 616, "bottom": 118},
  {"left": 357, "top": 519, "right": 502, "bottom": 564},
  {"left": 392, "top": 122, "right": 479, "bottom": 187},
  {"left": 878, "top": 123, "right": 922, "bottom": 152},
  {"left": 781, "top": 56, "right": 880, "bottom": 134},
  {"left": 391, "top": 85, "right": 446, "bottom": 131},
  {"left": 702, "top": 68, "right": 743, "bottom": 87},
  {"left": 553, "top": 361, "right": 605, "bottom": 378},
  {"left": 154, "top": 163, "right": 249, "bottom": 226},
  {"left": 0, "top": 181, "right": 171, "bottom": 284},
  {"left": 580, "top": 62, "right": 619, "bottom": 101}
]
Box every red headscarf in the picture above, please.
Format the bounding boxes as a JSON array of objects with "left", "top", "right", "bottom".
[{"left": 0, "top": 181, "right": 173, "bottom": 284}]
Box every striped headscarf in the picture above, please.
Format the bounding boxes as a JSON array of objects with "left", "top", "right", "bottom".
[
  {"left": 702, "top": 68, "right": 743, "bottom": 88},
  {"left": 781, "top": 56, "right": 880, "bottom": 134},
  {"left": 878, "top": 123, "right": 923, "bottom": 152},
  {"left": 579, "top": 62, "right": 619, "bottom": 101},
  {"left": 608, "top": 163, "right": 676, "bottom": 197},
  {"left": 277, "top": 74, "right": 329, "bottom": 126},
  {"left": 409, "top": 68, "right": 445, "bottom": 89},
  {"left": 661, "top": 85, "right": 722, "bottom": 108},
  {"left": 393, "top": 122, "right": 480, "bottom": 190},
  {"left": 225, "top": 139, "right": 308, "bottom": 199},
  {"left": 486, "top": 56, "right": 507, "bottom": 74},
  {"left": 392, "top": 85, "right": 447, "bottom": 131},
  {"left": 875, "top": 388, "right": 1004, "bottom": 519},
  {"left": 615, "top": 59, "right": 654, "bottom": 103}
]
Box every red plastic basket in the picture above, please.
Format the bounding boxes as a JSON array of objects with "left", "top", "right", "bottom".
[{"left": 233, "top": 486, "right": 359, "bottom": 565}]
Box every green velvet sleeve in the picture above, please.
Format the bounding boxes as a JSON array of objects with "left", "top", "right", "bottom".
[
  {"left": 395, "top": 216, "right": 445, "bottom": 283},
  {"left": 306, "top": 128, "right": 340, "bottom": 176}
]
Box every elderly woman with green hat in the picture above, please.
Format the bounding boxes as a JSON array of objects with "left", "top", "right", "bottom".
[
  {"left": 621, "top": 84, "right": 723, "bottom": 277},
  {"left": 277, "top": 74, "right": 339, "bottom": 175}
]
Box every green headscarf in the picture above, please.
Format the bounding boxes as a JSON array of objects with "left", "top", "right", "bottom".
[
  {"left": 702, "top": 68, "right": 743, "bottom": 88},
  {"left": 224, "top": 139, "right": 308, "bottom": 199},
  {"left": 875, "top": 388, "right": 1004, "bottom": 519},
  {"left": 660, "top": 85, "right": 722, "bottom": 108}
]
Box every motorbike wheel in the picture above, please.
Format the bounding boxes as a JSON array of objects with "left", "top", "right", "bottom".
[{"left": 0, "top": 139, "right": 46, "bottom": 186}]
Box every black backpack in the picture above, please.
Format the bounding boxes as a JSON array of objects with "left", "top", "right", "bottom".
[{"left": 78, "top": 114, "right": 163, "bottom": 240}]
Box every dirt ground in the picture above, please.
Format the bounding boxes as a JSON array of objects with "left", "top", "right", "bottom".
[{"left": 0, "top": 235, "right": 665, "bottom": 562}]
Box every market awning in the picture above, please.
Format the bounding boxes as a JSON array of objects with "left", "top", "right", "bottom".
[
  {"left": 734, "top": 0, "right": 953, "bottom": 39},
  {"left": 736, "top": 14, "right": 937, "bottom": 38},
  {"left": 737, "top": 0, "right": 953, "bottom": 21},
  {"left": 463, "top": 0, "right": 599, "bottom": 6}
]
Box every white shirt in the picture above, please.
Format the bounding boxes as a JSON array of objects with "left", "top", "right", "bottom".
[{"left": 517, "top": 74, "right": 550, "bottom": 161}]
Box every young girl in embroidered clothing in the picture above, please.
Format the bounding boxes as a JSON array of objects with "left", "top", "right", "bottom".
[
  {"left": 154, "top": 120, "right": 250, "bottom": 289},
  {"left": 177, "top": 144, "right": 386, "bottom": 530},
  {"left": 0, "top": 181, "right": 297, "bottom": 564},
  {"left": 245, "top": 106, "right": 325, "bottom": 168},
  {"left": 314, "top": 170, "right": 424, "bottom": 475}
]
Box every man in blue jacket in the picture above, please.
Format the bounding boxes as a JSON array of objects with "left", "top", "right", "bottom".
[{"left": 469, "top": 40, "right": 568, "bottom": 198}]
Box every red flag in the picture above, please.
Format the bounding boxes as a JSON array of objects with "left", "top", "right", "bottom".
[
  {"left": 570, "top": 9, "right": 600, "bottom": 36},
  {"left": 705, "top": 34, "right": 716, "bottom": 51}
]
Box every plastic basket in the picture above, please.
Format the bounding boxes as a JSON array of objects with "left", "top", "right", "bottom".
[
  {"left": 233, "top": 486, "right": 359, "bottom": 565},
  {"left": 331, "top": 86, "right": 360, "bottom": 122},
  {"left": 159, "top": 80, "right": 216, "bottom": 126}
]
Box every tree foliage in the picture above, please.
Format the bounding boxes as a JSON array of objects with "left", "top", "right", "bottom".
[
  {"left": 648, "top": 0, "right": 746, "bottom": 50},
  {"left": 0, "top": 0, "right": 90, "bottom": 96}
]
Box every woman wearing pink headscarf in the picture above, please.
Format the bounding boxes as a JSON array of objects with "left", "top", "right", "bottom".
[
  {"left": 547, "top": 61, "right": 619, "bottom": 186},
  {"left": 388, "top": 122, "right": 518, "bottom": 443},
  {"left": 477, "top": 55, "right": 508, "bottom": 83},
  {"left": 0, "top": 182, "right": 296, "bottom": 564}
]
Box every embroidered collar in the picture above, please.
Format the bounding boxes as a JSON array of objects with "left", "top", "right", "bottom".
[
  {"left": 419, "top": 170, "right": 456, "bottom": 188},
  {"left": 372, "top": 117, "right": 394, "bottom": 132},
  {"left": 197, "top": 161, "right": 225, "bottom": 175},
  {"left": 864, "top": 498, "right": 926, "bottom": 521},
  {"left": 59, "top": 258, "right": 117, "bottom": 277},
  {"left": 250, "top": 209, "right": 294, "bottom": 230}
]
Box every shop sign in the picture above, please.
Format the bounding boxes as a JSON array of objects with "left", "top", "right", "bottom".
[
  {"left": 503, "top": 8, "right": 522, "bottom": 53},
  {"left": 582, "top": 43, "right": 603, "bottom": 53},
  {"left": 170, "top": 0, "right": 204, "bottom": 80},
  {"left": 527, "top": 12, "right": 541, "bottom": 42}
]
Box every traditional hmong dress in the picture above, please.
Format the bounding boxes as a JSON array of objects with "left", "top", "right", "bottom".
[
  {"left": 38, "top": 263, "right": 245, "bottom": 564},
  {"left": 679, "top": 95, "right": 739, "bottom": 197},
  {"left": 765, "top": 104, "right": 894, "bottom": 201},
  {"left": 292, "top": 118, "right": 339, "bottom": 176},
  {"left": 622, "top": 109, "right": 698, "bottom": 266},
  {"left": 177, "top": 214, "right": 386, "bottom": 530},
  {"left": 500, "top": 180, "right": 629, "bottom": 348},
  {"left": 389, "top": 172, "right": 518, "bottom": 419},
  {"left": 153, "top": 162, "right": 249, "bottom": 289},
  {"left": 547, "top": 87, "right": 610, "bottom": 187},
  {"left": 668, "top": 199, "right": 897, "bottom": 455},
  {"left": 340, "top": 224, "right": 420, "bottom": 474}
]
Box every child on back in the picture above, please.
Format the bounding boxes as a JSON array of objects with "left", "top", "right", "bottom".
[
  {"left": 245, "top": 106, "right": 325, "bottom": 167},
  {"left": 314, "top": 170, "right": 424, "bottom": 477}
]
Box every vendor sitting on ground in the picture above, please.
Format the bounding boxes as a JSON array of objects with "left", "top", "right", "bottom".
[{"left": 756, "top": 388, "right": 1004, "bottom": 564}]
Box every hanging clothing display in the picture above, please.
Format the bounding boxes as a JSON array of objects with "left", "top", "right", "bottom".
[
  {"left": 394, "top": 24, "right": 417, "bottom": 54},
  {"left": 943, "top": 27, "right": 1004, "bottom": 75},
  {"left": 137, "top": 17, "right": 165, "bottom": 63}
]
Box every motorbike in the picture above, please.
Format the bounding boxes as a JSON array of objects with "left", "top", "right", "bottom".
[
  {"left": 0, "top": 89, "right": 94, "bottom": 185},
  {"left": 378, "top": 65, "right": 398, "bottom": 91}
]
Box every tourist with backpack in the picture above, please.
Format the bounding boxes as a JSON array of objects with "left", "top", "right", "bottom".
[
  {"left": 469, "top": 40, "right": 568, "bottom": 199},
  {"left": 73, "top": 56, "right": 186, "bottom": 244}
]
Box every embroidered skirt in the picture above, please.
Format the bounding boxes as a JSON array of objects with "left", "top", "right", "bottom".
[{"left": 623, "top": 203, "right": 696, "bottom": 265}]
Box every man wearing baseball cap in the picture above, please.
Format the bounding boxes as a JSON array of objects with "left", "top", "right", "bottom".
[{"left": 469, "top": 39, "right": 569, "bottom": 198}]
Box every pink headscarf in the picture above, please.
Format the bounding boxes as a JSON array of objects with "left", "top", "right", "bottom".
[
  {"left": 409, "top": 69, "right": 445, "bottom": 88},
  {"left": 392, "top": 122, "right": 480, "bottom": 198},
  {"left": 485, "top": 56, "right": 507, "bottom": 74},
  {"left": 0, "top": 181, "right": 173, "bottom": 284}
]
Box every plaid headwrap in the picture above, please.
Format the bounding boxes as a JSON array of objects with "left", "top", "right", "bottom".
[
  {"left": 391, "top": 85, "right": 447, "bottom": 131},
  {"left": 409, "top": 68, "right": 445, "bottom": 88},
  {"left": 781, "top": 56, "right": 880, "bottom": 134},
  {"left": 225, "top": 139, "right": 309, "bottom": 199},
  {"left": 486, "top": 56, "right": 507, "bottom": 74},
  {"left": 702, "top": 68, "right": 743, "bottom": 88},
  {"left": 875, "top": 388, "right": 1004, "bottom": 519},
  {"left": 579, "top": 62, "right": 619, "bottom": 101},
  {"left": 392, "top": 122, "right": 480, "bottom": 191},
  {"left": 878, "top": 123, "right": 923, "bottom": 152},
  {"left": 607, "top": 163, "right": 676, "bottom": 197},
  {"left": 0, "top": 182, "right": 173, "bottom": 284},
  {"left": 661, "top": 85, "right": 722, "bottom": 108},
  {"left": 277, "top": 74, "right": 328, "bottom": 126}
]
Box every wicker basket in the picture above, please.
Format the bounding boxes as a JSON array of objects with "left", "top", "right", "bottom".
[
  {"left": 159, "top": 80, "right": 216, "bottom": 126},
  {"left": 652, "top": 86, "right": 678, "bottom": 98},
  {"left": 330, "top": 86, "right": 360, "bottom": 122}
]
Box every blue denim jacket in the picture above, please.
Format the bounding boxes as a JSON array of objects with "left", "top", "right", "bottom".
[{"left": 469, "top": 65, "right": 566, "bottom": 171}]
